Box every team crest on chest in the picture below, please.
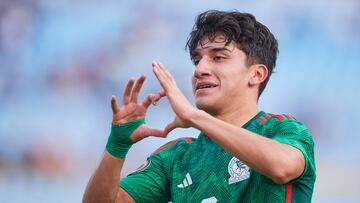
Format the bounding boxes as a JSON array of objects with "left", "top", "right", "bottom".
[{"left": 228, "top": 157, "right": 250, "bottom": 184}]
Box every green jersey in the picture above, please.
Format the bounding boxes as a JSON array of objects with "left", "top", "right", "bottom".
[{"left": 120, "top": 111, "right": 316, "bottom": 203}]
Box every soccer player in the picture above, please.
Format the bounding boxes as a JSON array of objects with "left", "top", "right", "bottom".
[{"left": 83, "top": 10, "right": 316, "bottom": 203}]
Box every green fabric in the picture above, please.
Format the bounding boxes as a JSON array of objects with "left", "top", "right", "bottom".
[
  {"left": 269, "top": 120, "right": 316, "bottom": 202},
  {"left": 106, "top": 118, "right": 144, "bottom": 159},
  {"left": 120, "top": 111, "right": 316, "bottom": 202}
]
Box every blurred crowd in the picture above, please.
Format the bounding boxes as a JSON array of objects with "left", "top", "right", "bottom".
[{"left": 0, "top": 0, "right": 359, "bottom": 202}]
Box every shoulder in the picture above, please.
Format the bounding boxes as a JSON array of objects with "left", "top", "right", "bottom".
[
  {"left": 152, "top": 137, "right": 196, "bottom": 155},
  {"left": 259, "top": 113, "right": 312, "bottom": 138},
  {"left": 258, "top": 112, "right": 306, "bottom": 129},
  {"left": 257, "top": 112, "right": 299, "bottom": 124},
  {"left": 260, "top": 112, "right": 314, "bottom": 143}
]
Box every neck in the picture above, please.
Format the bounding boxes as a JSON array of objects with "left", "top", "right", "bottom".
[{"left": 213, "top": 98, "right": 259, "bottom": 127}]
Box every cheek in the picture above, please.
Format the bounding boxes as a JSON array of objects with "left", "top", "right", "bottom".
[
  {"left": 191, "top": 76, "right": 196, "bottom": 91},
  {"left": 220, "top": 75, "right": 246, "bottom": 93}
]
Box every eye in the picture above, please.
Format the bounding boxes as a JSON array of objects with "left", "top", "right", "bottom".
[
  {"left": 192, "top": 58, "right": 200, "bottom": 65},
  {"left": 213, "top": 56, "right": 225, "bottom": 62}
]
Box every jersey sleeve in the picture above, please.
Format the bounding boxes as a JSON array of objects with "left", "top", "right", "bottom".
[
  {"left": 270, "top": 120, "right": 316, "bottom": 181},
  {"left": 119, "top": 144, "right": 172, "bottom": 203}
]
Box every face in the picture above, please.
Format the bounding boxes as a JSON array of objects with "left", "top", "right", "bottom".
[{"left": 191, "top": 34, "right": 255, "bottom": 114}]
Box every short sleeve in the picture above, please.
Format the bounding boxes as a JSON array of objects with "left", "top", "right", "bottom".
[
  {"left": 270, "top": 120, "right": 316, "bottom": 181},
  {"left": 120, "top": 152, "right": 171, "bottom": 203}
]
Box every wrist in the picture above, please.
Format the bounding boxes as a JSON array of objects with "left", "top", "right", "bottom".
[
  {"left": 188, "top": 109, "right": 208, "bottom": 128},
  {"left": 105, "top": 118, "right": 145, "bottom": 159}
]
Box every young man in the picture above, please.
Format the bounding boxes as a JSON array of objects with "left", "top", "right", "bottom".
[{"left": 83, "top": 10, "right": 316, "bottom": 203}]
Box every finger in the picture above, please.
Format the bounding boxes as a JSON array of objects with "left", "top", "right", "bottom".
[
  {"left": 164, "top": 121, "right": 177, "bottom": 136},
  {"left": 123, "top": 78, "right": 135, "bottom": 105},
  {"left": 154, "top": 61, "right": 178, "bottom": 90},
  {"left": 130, "top": 75, "right": 146, "bottom": 103},
  {"left": 141, "top": 94, "right": 154, "bottom": 109},
  {"left": 158, "top": 89, "right": 166, "bottom": 97},
  {"left": 157, "top": 61, "right": 173, "bottom": 80},
  {"left": 154, "top": 61, "right": 169, "bottom": 80},
  {"left": 152, "top": 62, "right": 169, "bottom": 90},
  {"left": 111, "top": 95, "right": 120, "bottom": 114},
  {"left": 141, "top": 90, "right": 166, "bottom": 109},
  {"left": 151, "top": 90, "right": 166, "bottom": 105},
  {"left": 152, "top": 61, "right": 161, "bottom": 79}
]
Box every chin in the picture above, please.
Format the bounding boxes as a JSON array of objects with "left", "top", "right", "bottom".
[{"left": 195, "top": 100, "right": 219, "bottom": 115}]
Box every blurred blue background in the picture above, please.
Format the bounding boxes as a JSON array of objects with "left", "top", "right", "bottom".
[{"left": 0, "top": 0, "right": 359, "bottom": 202}]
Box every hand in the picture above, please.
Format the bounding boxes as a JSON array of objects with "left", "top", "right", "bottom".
[
  {"left": 152, "top": 61, "right": 199, "bottom": 135},
  {"left": 111, "top": 75, "right": 166, "bottom": 142}
]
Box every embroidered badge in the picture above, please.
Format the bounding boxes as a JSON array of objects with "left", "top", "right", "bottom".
[{"left": 228, "top": 157, "right": 250, "bottom": 184}]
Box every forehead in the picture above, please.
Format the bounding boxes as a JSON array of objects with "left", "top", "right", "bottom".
[
  {"left": 194, "top": 33, "right": 237, "bottom": 53},
  {"left": 199, "top": 33, "right": 227, "bottom": 46}
]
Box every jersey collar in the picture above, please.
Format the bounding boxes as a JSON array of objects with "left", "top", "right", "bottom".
[{"left": 198, "top": 111, "right": 265, "bottom": 139}]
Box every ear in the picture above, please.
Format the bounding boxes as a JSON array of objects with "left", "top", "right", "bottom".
[{"left": 249, "top": 64, "right": 268, "bottom": 86}]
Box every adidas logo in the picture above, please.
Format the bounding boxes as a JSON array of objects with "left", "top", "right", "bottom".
[{"left": 177, "top": 173, "right": 192, "bottom": 188}]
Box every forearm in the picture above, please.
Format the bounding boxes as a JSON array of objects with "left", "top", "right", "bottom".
[
  {"left": 83, "top": 151, "right": 124, "bottom": 203},
  {"left": 190, "top": 110, "right": 303, "bottom": 183}
]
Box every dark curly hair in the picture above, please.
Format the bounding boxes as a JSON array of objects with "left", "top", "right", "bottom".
[{"left": 186, "top": 10, "right": 278, "bottom": 97}]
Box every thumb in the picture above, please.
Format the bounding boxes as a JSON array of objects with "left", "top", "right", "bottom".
[
  {"left": 164, "top": 120, "right": 177, "bottom": 136},
  {"left": 111, "top": 95, "right": 120, "bottom": 114},
  {"left": 130, "top": 125, "right": 166, "bottom": 142},
  {"left": 145, "top": 127, "right": 167, "bottom": 138}
]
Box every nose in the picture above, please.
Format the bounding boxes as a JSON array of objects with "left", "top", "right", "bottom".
[{"left": 194, "top": 58, "right": 211, "bottom": 79}]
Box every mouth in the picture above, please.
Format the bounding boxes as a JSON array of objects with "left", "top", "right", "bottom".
[{"left": 195, "top": 81, "right": 219, "bottom": 92}]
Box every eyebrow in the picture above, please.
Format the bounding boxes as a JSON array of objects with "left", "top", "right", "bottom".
[{"left": 192, "top": 47, "right": 233, "bottom": 57}]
